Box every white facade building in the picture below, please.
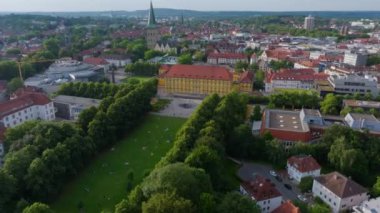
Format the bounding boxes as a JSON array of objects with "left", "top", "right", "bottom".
[
  {"left": 345, "top": 113, "right": 380, "bottom": 132},
  {"left": 287, "top": 155, "right": 321, "bottom": 183},
  {"left": 328, "top": 74, "right": 379, "bottom": 97},
  {"left": 344, "top": 51, "right": 368, "bottom": 67},
  {"left": 353, "top": 197, "right": 380, "bottom": 213},
  {"left": 304, "top": 15, "right": 315, "bottom": 30},
  {"left": 312, "top": 172, "right": 369, "bottom": 213},
  {"left": 240, "top": 175, "right": 283, "bottom": 213},
  {"left": 0, "top": 93, "right": 55, "bottom": 128}
]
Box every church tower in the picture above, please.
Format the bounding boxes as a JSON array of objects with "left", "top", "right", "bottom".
[{"left": 146, "top": 1, "right": 161, "bottom": 49}]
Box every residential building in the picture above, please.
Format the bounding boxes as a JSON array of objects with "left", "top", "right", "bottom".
[
  {"left": 344, "top": 51, "right": 368, "bottom": 67},
  {"left": 207, "top": 53, "right": 248, "bottom": 66},
  {"left": 327, "top": 74, "right": 378, "bottom": 97},
  {"left": 0, "top": 92, "right": 55, "bottom": 128},
  {"left": 146, "top": 2, "right": 161, "bottom": 49},
  {"left": 240, "top": 175, "right": 283, "bottom": 213},
  {"left": 265, "top": 69, "right": 328, "bottom": 92},
  {"left": 53, "top": 95, "right": 101, "bottom": 120},
  {"left": 304, "top": 15, "right": 315, "bottom": 31},
  {"left": 158, "top": 64, "right": 253, "bottom": 97},
  {"left": 272, "top": 200, "right": 301, "bottom": 213},
  {"left": 154, "top": 41, "right": 178, "bottom": 54},
  {"left": 101, "top": 54, "right": 132, "bottom": 68},
  {"left": 287, "top": 155, "right": 321, "bottom": 182},
  {"left": 312, "top": 172, "right": 369, "bottom": 213},
  {"left": 353, "top": 197, "right": 380, "bottom": 213}
]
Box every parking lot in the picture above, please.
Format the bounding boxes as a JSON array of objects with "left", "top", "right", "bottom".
[{"left": 237, "top": 162, "right": 303, "bottom": 201}]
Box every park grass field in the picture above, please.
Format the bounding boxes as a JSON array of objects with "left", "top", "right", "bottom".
[
  {"left": 123, "top": 76, "right": 153, "bottom": 84},
  {"left": 51, "top": 115, "right": 186, "bottom": 213}
]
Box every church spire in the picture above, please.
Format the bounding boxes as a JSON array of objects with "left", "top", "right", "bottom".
[{"left": 148, "top": 1, "right": 157, "bottom": 27}]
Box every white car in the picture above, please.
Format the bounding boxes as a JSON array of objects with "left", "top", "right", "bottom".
[
  {"left": 297, "top": 195, "right": 307, "bottom": 202},
  {"left": 269, "top": 170, "right": 277, "bottom": 177}
]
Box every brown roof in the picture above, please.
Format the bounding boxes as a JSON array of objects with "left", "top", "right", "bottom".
[
  {"left": 272, "top": 200, "right": 300, "bottom": 213},
  {"left": 162, "top": 64, "right": 233, "bottom": 81},
  {"left": 287, "top": 155, "right": 321, "bottom": 173},
  {"left": 0, "top": 93, "right": 51, "bottom": 119},
  {"left": 84, "top": 57, "right": 109, "bottom": 65},
  {"left": 241, "top": 175, "right": 282, "bottom": 201},
  {"left": 314, "top": 172, "right": 368, "bottom": 198}
]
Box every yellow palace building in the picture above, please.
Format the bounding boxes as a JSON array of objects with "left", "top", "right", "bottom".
[{"left": 158, "top": 64, "right": 253, "bottom": 96}]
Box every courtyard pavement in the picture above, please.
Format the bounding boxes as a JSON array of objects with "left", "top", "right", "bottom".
[{"left": 151, "top": 97, "right": 202, "bottom": 118}]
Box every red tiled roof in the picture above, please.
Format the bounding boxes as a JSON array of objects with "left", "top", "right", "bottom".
[
  {"left": 267, "top": 69, "right": 328, "bottom": 82},
  {"left": 239, "top": 71, "right": 254, "bottom": 83},
  {"left": 288, "top": 155, "right": 321, "bottom": 173},
  {"left": 208, "top": 52, "right": 247, "bottom": 60},
  {"left": 162, "top": 64, "right": 233, "bottom": 81},
  {"left": 0, "top": 93, "right": 51, "bottom": 119},
  {"left": 272, "top": 200, "right": 300, "bottom": 213},
  {"left": 84, "top": 57, "right": 109, "bottom": 65},
  {"left": 241, "top": 175, "right": 282, "bottom": 201}
]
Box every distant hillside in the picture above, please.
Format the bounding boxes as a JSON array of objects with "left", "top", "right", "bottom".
[{"left": 1, "top": 9, "right": 380, "bottom": 19}]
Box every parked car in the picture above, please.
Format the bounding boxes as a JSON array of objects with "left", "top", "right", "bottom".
[
  {"left": 297, "top": 194, "right": 307, "bottom": 202},
  {"left": 269, "top": 170, "right": 277, "bottom": 177},
  {"left": 284, "top": 183, "right": 292, "bottom": 190},
  {"left": 275, "top": 176, "right": 283, "bottom": 182}
]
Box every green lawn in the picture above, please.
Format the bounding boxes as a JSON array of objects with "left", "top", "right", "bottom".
[
  {"left": 122, "top": 76, "right": 153, "bottom": 84},
  {"left": 51, "top": 115, "right": 186, "bottom": 213}
]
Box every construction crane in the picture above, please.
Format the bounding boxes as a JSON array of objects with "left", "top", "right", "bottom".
[{"left": 16, "top": 58, "right": 58, "bottom": 83}]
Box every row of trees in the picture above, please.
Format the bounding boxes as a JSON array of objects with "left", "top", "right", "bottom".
[
  {"left": 57, "top": 82, "right": 136, "bottom": 99},
  {"left": 268, "top": 90, "right": 321, "bottom": 109},
  {"left": 125, "top": 62, "right": 160, "bottom": 76},
  {"left": 115, "top": 92, "right": 260, "bottom": 213},
  {"left": 0, "top": 80, "right": 158, "bottom": 211}
]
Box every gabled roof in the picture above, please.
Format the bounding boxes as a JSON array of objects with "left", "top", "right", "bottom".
[
  {"left": 267, "top": 69, "right": 328, "bottom": 82},
  {"left": 287, "top": 155, "right": 321, "bottom": 173},
  {"left": 0, "top": 93, "right": 51, "bottom": 119},
  {"left": 314, "top": 172, "right": 368, "bottom": 198},
  {"left": 239, "top": 71, "right": 254, "bottom": 83},
  {"left": 241, "top": 175, "right": 282, "bottom": 201},
  {"left": 272, "top": 200, "right": 300, "bottom": 213},
  {"left": 161, "top": 64, "right": 233, "bottom": 81}
]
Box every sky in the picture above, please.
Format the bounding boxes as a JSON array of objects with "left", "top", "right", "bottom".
[{"left": 1, "top": 0, "right": 380, "bottom": 12}]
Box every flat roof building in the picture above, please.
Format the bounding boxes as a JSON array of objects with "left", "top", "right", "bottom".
[{"left": 53, "top": 95, "right": 101, "bottom": 120}]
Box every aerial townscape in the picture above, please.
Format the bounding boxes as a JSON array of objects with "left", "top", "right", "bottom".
[{"left": 2, "top": 1, "right": 380, "bottom": 213}]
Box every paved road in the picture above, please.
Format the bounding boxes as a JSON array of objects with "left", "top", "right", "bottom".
[{"left": 237, "top": 162, "right": 299, "bottom": 201}]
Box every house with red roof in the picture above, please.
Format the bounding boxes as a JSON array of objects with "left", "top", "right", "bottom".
[
  {"left": 158, "top": 64, "right": 253, "bottom": 96},
  {"left": 265, "top": 68, "right": 329, "bottom": 92},
  {"left": 207, "top": 52, "right": 248, "bottom": 66},
  {"left": 84, "top": 57, "right": 110, "bottom": 72},
  {"left": 287, "top": 155, "right": 321, "bottom": 182},
  {"left": 272, "top": 200, "right": 300, "bottom": 213},
  {"left": 240, "top": 175, "right": 283, "bottom": 213},
  {"left": 0, "top": 90, "right": 55, "bottom": 129}
]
